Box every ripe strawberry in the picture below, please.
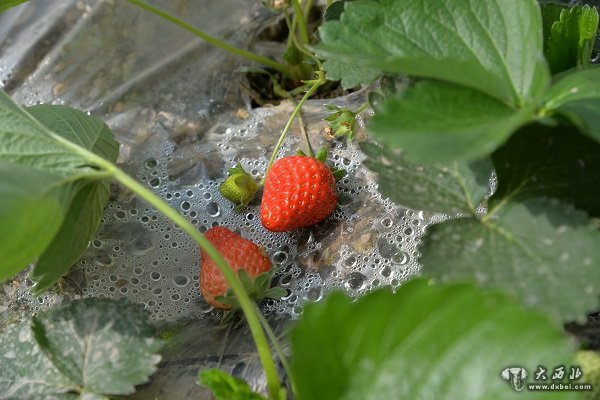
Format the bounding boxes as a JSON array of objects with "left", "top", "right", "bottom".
[
  {"left": 200, "top": 226, "right": 274, "bottom": 309},
  {"left": 260, "top": 155, "right": 338, "bottom": 232}
]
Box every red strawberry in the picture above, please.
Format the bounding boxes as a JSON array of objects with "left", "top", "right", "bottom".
[
  {"left": 260, "top": 155, "right": 337, "bottom": 232},
  {"left": 200, "top": 226, "right": 273, "bottom": 309}
]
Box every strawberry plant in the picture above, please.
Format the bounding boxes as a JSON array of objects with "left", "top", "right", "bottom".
[{"left": 1, "top": 0, "right": 600, "bottom": 399}]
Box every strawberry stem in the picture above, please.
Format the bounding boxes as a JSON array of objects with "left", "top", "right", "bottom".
[
  {"left": 256, "top": 303, "right": 298, "bottom": 396},
  {"left": 292, "top": 0, "right": 310, "bottom": 46},
  {"left": 302, "top": 0, "right": 315, "bottom": 23},
  {"left": 261, "top": 73, "right": 326, "bottom": 185},
  {"left": 354, "top": 102, "right": 370, "bottom": 115},
  {"left": 297, "top": 103, "right": 314, "bottom": 157}
]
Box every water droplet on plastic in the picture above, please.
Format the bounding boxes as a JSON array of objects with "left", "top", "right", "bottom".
[
  {"left": 273, "top": 251, "right": 288, "bottom": 264},
  {"left": 144, "top": 158, "right": 158, "bottom": 169},
  {"left": 305, "top": 286, "right": 323, "bottom": 301},
  {"left": 345, "top": 272, "right": 366, "bottom": 290},
  {"left": 392, "top": 251, "right": 409, "bottom": 265},
  {"left": 150, "top": 272, "right": 161, "bottom": 281},
  {"left": 94, "top": 253, "right": 113, "bottom": 267},
  {"left": 206, "top": 202, "right": 220, "bottom": 217},
  {"left": 344, "top": 255, "right": 356, "bottom": 267},
  {"left": 173, "top": 275, "right": 189, "bottom": 287}
]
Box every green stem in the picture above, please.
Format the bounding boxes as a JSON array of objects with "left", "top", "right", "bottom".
[
  {"left": 45, "top": 131, "right": 283, "bottom": 399},
  {"left": 292, "top": 0, "right": 310, "bottom": 46},
  {"left": 297, "top": 108, "right": 314, "bottom": 157},
  {"left": 354, "top": 102, "right": 370, "bottom": 114},
  {"left": 125, "top": 0, "right": 293, "bottom": 79},
  {"left": 302, "top": 0, "right": 314, "bottom": 23},
  {"left": 256, "top": 304, "right": 297, "bottom": 397},
  {"left": 284, "top": 9, "right": 322, "bottom": 71},
  {"left": 260, "top": 74, "right": 326, "bottom": 185}
]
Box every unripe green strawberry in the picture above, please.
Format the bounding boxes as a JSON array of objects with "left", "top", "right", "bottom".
[
  {"left": 200, "top": 226, "right": 277, "bottom": 309},
  {"left": 219, "top": 163, "right": 259, "bottom": 211},
  {"left": 576, "top": 350, "right": 600, "bottom": 399},
  {"left": 260, "top": 155, "right": 337, "bottom": 232}
]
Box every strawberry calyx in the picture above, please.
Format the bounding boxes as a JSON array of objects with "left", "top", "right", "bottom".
[
  {"left": 315, "top": 146, "right": 328, "bottom": 162},
  {"left": 219, "top": 163, "right": 260, "bottom": 212},
  {"left": 295, "top": 147, "right": 347, "bottom": 182},
  {"left": 316, "top": 146, "right": 347, "bottom": 182},
  {"left": 216, "top": 269, "right": 287, "bottom": 321},
  {"left": 330, "top": 167, "right": 346, "bottom": 182}
]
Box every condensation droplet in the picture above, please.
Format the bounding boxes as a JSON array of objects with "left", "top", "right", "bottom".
[
  {"left": 344, "top": 256, "right": 356, "bottom": 267},
  {"left": 173, "top": 275, "right": 189, "bottom": 287},
  {"left": 345, "top": 272, "right": 366, "bottom": 290},
  {"left": 206, "top": 202, "right": 220, "bottom": 217},
  {"left": 144, "top": 158, "right": 158, "bottom": 169},
  {"left": 380, "top": 266, "right": 392, "bottom": 277},
  {"left": 392, "top": 251, "right": 409, "bottom": 265},
  {"left": 305, "top": 286, "right": 323, "bottom": 302},
  {"left": 150, "top": 272, "right": 161, "bottom": 281},
  {"left": 273, "top": 251, "right": 288, "bottom": 264},
  {"left": 94, "top": 253, "right": 113, "bottom": 267}
]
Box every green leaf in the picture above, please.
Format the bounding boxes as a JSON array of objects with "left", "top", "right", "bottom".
[
  {"left": 421, "top": 199, "right": 600, "bottom": 323},
  {"left": 31, "top": 298, "right": 162, "bottom": 396},
  {"left": 0, "top": 0, "right": 28, "bottom": 13},
  {"left": 0, "top": 91, "right": 96, "bottom": 173},
  {"left": 198, "top": 369, "right": 267, "bottom": 400},
  {"left": 290, "top": 279, "right": 576, "bottom": 400},
  {"left": 0, "top": 90, "right": 118, "bottom": 289},
  {"left": 491, "top": 123, "right": 600, "bottom": 218},
  {"left": 0, "top": 163, "right": 75, "bottom": 281},
  {"left": 320, "top": 1, "right": 382, "bottom": 87},
  {"left": 544, "top": 5, "right": 599, "bottom": 74},
  {"left": 542, "top": 67, "right": 600, "bottom": 142},
  {"left": 0, "top": 320, "right": 79, "bottom": 399},
  {"left": 324, "top": 0, "right": 353, "bottom": 22},
  {"left": 316, "top": 0, "right": 549, "bottom": 106},
  {"left": 31, "top": 180, "right": 111, "bottom": 294},
  {"left": 26, "top": 105, "right": 119, "bottom": 162},
  {"left": 361, "top": 142, "right": 493, "bottom": 214},
  {"left": 541, "top": 3, "right": 565, "bottom": 43},
  {"left": 368, "top": 80, "right": 534, "bottom": 163},
  {"left": 321, "top": 58, "right": 382, "bottom": 89}
]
